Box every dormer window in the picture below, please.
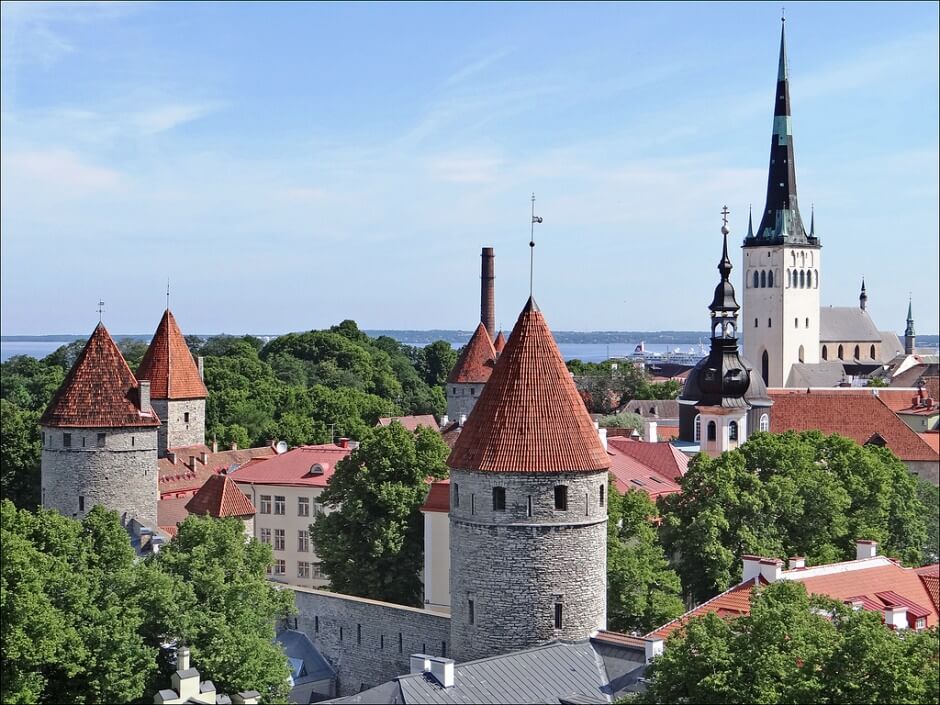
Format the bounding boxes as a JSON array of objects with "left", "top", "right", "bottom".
[{"left": 308, "top": 464, "right": 324, "bottom": 476}]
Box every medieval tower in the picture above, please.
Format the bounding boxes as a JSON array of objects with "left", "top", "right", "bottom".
[
  {"left": 40, "top": 323, "right": 160, "bottom": 528},
  {"left": 136, "top": 309, "right": 208, "bottom": 457},
  {"left": 447, "top": 297, "right": 610, "bottom": 662},
  {"left": 741, "top": 18, "right": 821, "bottom": 387}
]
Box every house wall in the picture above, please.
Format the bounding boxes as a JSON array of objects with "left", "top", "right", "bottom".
[
  {"left": 152, "top": 398, "right": 206, "bottom": 458},
  {"left": 291, "top": 586, "right": 450, "bottom": 696},
  {"left": 423, "top": 509, "right": 450, "bottom": 612},
  {"left": 446, "top": 383, "right": 483, "bottom": 421},
  {"left": 905, "top": 460, "right": 939, "bottom": 486}
]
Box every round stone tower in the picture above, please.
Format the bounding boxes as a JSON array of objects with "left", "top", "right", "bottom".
[
  {"left": 445, "top": 322, "right": 496, "bottom": 422},
  {"left": 40, "top": 323, "right": 160, "bottom": 527},
  {"left": 447, "top": 297, "right": 610, "bottom": 662}
]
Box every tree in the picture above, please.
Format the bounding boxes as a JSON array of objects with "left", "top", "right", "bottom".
[
  {"left": 418, "top": 340, "right": 458, "bottom": 388},
  {"left": 117, "top": 338, "right": 149, "bottom": 369},
  {"left": 607, "top": 485, "right": 684, "bottom": 634},
  {"left": 0, "top": 401, "right": 41, "bottom": 508},
  {"left": 658, "top": 431, "right": 929, "bottom": 603},
  {"left": 639, "top": 580, "right": 939, "bottom": 705},
  {"left": 597, "top": 412, "right": 645, "bottom": 431},
  {"left": 312, "top": 423, "right": 449, "bottom": 606},
  {"left": 917, "top": 478, "right": 939, "bottom": 563}
]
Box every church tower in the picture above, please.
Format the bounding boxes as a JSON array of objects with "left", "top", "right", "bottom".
[
  {"left": 136, "top": 309, "right": 208, "bottom": 457},
  {"left": 904, "top": 299, "right": 916, "bottom": 355},
  {"left": 447, "top": 297, "right": 609, "bottom": 662},
  {"left": 742, "top": 18, "right": 821, "bottom": 388}
]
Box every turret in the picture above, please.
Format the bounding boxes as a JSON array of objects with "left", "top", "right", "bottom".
[{"left": 904, "top": 299, "right": 916, "bottom": 355}]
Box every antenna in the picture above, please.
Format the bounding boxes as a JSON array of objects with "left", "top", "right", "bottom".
[
  {"left": 529, "top": 193, "right": 542, "bottom": 297},
  {"left": 97, "top": 300, "right": 105, "bottom": 322},
  {"left": 328, "top": 422, "right": 337, "bottom": 445},
  {"left": 166, "top": 279, "right": 171, "bottom": 310}
]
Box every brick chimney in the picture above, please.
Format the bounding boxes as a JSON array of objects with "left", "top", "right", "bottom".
[{"left": 480, "top": 247, "right": 495, "bottom": 340}]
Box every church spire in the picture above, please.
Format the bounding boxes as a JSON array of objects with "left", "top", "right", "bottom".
[
  {"left": 859, "top": 277, "right": 867, "bottom": 310},
  {"left": 745, "top": 16, "right": 817, "bottom": 248},
  {"left": 904, "top": 298, "right": 916, "bottom": 354}
]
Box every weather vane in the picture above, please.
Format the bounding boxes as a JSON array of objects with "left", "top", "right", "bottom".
[
  {"left": 166, "top": 279, "right": 171, "bottom": 310},
  {"left": 530, "top": 193, "right": 543, "bottom": 297},
  {"left": 97, "top": 300, "right": 105, "bottom": 322}
]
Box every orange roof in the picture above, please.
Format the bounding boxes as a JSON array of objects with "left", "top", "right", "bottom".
[
  {"left": 184, "top": 473, "right": 256, "bottom": 517},
  {"left": 916, "top": 565, "right": 939, "bottom": 611},
  {"left": 651, "top": 580, "right": 760, "bottom": 639},
  {"left": 376, "top": 415, "right": 440, "bottom": 432},
  {"left": 157, "top": 496, "right": 190, "bottom": 534},
  {"left": 40, "top": 323, "right": 160, "bottom": 428},
  {"left": 447, "top": 322, "right": 496, "bottom": 384},
  {"left": 158, "top": 444, "right": 277, "bottom": 497},
  {"left": 493, "top": 330, "right": 506, "bottom": 354},
  {"left": 768, "top": 390, "right": 939, "bottom": 462},
  {"left": 421, "top": 478, "right": 450, "bottom": 513},
  {"left": 918, "top": 432, "right": 940, "bottom": 453},
  {"left": 607, "top": 436, "right": 689, "bottom": 483},
  {"left": 606, "top": 444, "right": 681, "bottom": 498},
  {"left": 136, "top": 309, "right": 208, "bottom": 400},
  {"left": 448, "top": 297, "right": 610, "bottom": 473},
  {"left": 229, "top": 443, "right": 352, "bottom": 487}
]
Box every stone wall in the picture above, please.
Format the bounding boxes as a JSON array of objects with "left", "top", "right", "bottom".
[
  {"left": 152, "top": 398, "right": 206, "bottom": 457},
  {"left": 449, "top": 468, "right": 608, "bottom": 662},
  {"left": 41, "top": 425, "right": 158, "bottom": 527},
  {"left": 446, "top": 383, "right": 482, "bottom": 421},
  {"left": 291, "top": 586, "right": 450, "bottom": 696},
  {"left": 906, "top": 460, "right": 939, "bottom": 486}
]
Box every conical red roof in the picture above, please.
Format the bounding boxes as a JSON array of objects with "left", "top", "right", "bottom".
[
  {"left": 40, "top": 323, "right": 160, "bottom": 428},
  {"left": 493, "top": 330, "right": 506, "bottom": 354},
  {"left": 184, "top": 473, "right": 256, "bottom": 518},
  {"left": 448, "top": 298, "right": 610, "bottom": 473},
  {"left": 136, "top": 310, "right": 207, "bottom": 400},
  {"left": 447, "top": 322, "right": 496, "bottom": 384}
]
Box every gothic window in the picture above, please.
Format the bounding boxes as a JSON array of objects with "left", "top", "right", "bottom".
[
  {"left": 768, "top": 271, "right": 774, "bottom": 287},
  {"left": 854, "top": 345, "right": 860, "bottom": 360},
  {"left": 822, "top": 345, "right": 828, "bottom": 360},
  {"left": 760, "top": 270, "right": 767, "bottom": 288},
  {"left": 753, "top": 271, "right": 760, "bottom": 288},
  {"left": 799, "top": 270, "right": 806, "bottom": 288},
  {"left": 838, "top": 345, "right": 844, "bottom": 360},
  {"left": 805, "top": 317, "right": 810, "bottom": 328},
  {"left": 492, "top": 487, "right": 506, "bottom": 511},
  {"left": 760, "top": 414, "right": 770, "bottom": 432},
  {"left": 814, "top": 269, "right": 819, "bottom": 288},
  {"left": 707, "top": 421, "right": 717, "bottom": 442},
  {"left": 791, "top": 252, "right": 797, "bottom": 266},
  {"left": 453, "top": 483, "right": 459, "bottom": 508},
  {"left": 799, "top": 345, "right": 805, "bottom": 363},
  {"left": 792, "top": 270, "right": 797, "bottom": 288},
  {"left": 761, "top": 351, "right": 769, "bottom": 385},
  {"left": 694, "top": 415, "right": 701, "bottom": 442},
  {"left": 554, "top": 485, "right": 568, "bottom": 511},
  {"left": 870, "top": 344, "right": 876, "bottom": 360},
  {"left": 729, "top": 421, "right": 739, "bottom": 441},
  {"left": 806, "top": 270, "right": 812, "bottom": 288}
]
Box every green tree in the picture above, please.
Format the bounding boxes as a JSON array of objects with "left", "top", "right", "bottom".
[
  {"left": 0, "top": 400, "right": 42, "bottom": 508},
  {"left": 607, "top": 485, "right": 684, "bottom": 634},
  {"left": 418, "top": 340, "right": 458, "bottom": 388},
  {"left": 640, "top": 580, "right": 939, "bottom": 705},
  {"left": 917, "top": 478, "right": 939, "bottom": 563},
  {"left": 597, "top": 412, "right": 645, "bottom": 431},
  {"left": 312, "top": 423, "right": 449, "bottom": 606},
  {"left": 659, "top": 431, "right": 929, "bottom": 602},
  {"left": 117, "top": 338, "right": 150, "bottom": 369}
]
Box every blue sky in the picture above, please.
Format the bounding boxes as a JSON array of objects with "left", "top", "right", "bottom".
[{"left": 2, "top": 1, "right": 937, "bottom": 336}]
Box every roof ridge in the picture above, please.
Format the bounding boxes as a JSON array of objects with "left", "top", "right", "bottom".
[{"left": 447, "top": 322, "right": 496, "bottom": 384}]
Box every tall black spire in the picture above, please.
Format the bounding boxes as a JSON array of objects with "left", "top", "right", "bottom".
[
  {"left": 859, "top": 277, "right": 867, "bottom": 310},
  {"left": 744, "top": 16, "right": 818, "bottom": 248},
  {"left": 904, "top": 298, "right": 916, "bottom": 354}
]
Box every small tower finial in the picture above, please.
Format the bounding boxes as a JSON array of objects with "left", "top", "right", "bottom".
[
  {"left": 859, "top": 276, "right": 867, "bottom": 310},
  {"left": 97, "top": 300, "right": 105, "bottom": 322},
  {"left": 529, "top": 192, "right": 542, "bottom": 298},
  {"left": 166, "top": 279, "right": 171, "bottom": 311}
]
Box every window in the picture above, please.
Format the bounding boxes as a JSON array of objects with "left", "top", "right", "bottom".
[
  {"left": 274, "top": 529, "right": 285, "bottom": 551},
  {"left": 799, "top": 345, "right": 805, "bottom": 363},
  {"left": 760, "top": 270, "right": 766, "bottom": 288},
  {"left": 298, "top": 561, "right": 311, "bottom": 579},
  {"left": 806, "top": 270, "right": 812, "bottom": 288},
  {"left": 768, "top": 271, "right": 774, "bottom": 287},
  {"left": 453, "top": 483, "right": 459, "bottom": 508},
  {"left": 398, "top": 633, "right": 403, "bottom": 653},
  {"left": 131, "top": 436, "right": 135, "bottom": 446},
  {"left": 339, "top": 627, "right": 344, "bottom": 641},
  {"left": 814, "top": 269, "right": 819, "bottom": 288},
  {"left": 805, "top": 317, "right": 810, "bottom": 329},
  {"left": 768, "top": 318, "right": 772, "bottom": 328},
  {"left": 96, "top": 432, "right": 106, "bottom": 448},
  {"left": 761, "top": 351, "right": 769, "bottom": 386},
  {"left": 754, "top": 317, "right": 759, "bottom": 328},
  {"left": 184, "top": 412, "right": 190, "bottom": 423},
  {"left": 381, "top": 635, "right": 385, "bottom": 649},
  {"left": 442, "top": 642, "right": 447, "bottom": 658},
  {"left": 527, "top": 496, "right": 532, "bottom": 517},
  {"left": 312, "top": 563, "right": 325, "bottom": 579},
  {"left": 760, "top": 414, "right": 770, "bottom": 432},
  {"left": 492, "top": 487, "right": 506, "bottom": 511},
  {"left": 468, "top": 599, "right": 475, "bottom": 625},
  {"left": 274, "top": 496, "right": 285, "bottom": 515},
  {"left": 854, "top": 345, "right": 860, "bottom": 360},
  {"left": 838, "top": 345, "right": 844, "bottom": 360},
  {"left": 42, "top": 431, "right": 45, "bottom": 446},
  {"left": 694, "top": 414, "right": 701, "bottom": 442},
  {"left": 78, "top": 495, "right": 85, "bottom": 511},
  {"left": 82, "top": 436, "right": 86, "bottom": 447},
  {"left": 799, "top": 270, "right": 805, "bottom": 288},
  {"left": 298, "top": 530, "right": 309, "bottom": 552},
  {"left": 916, "top": 617, "right": 926, "bottom": 630},
  {"left": 63, "top": 433, "right": 72, "bottom": 448},
  {"left": 471, "top": 494, "right": 475, "bottom": 515},
  {"left": 260, "top": 495, "right": 272, "bottom": 514},
  {"left": 554, "top": 602, "right": 563, "bottom": 629},
  {"left": 707, "top": 421, "right": 717, "bottom": 442},
  {"left": 729, "top": 421, "right": 738, "bottom": 441},
  {"left": 794, "top": 317, "right": 798, "bottom": 329},
  {"left": 357, "top": 624, "right": 362, "bottom": 645},
  {"left": 753, "top": 271, "right": 759, "bottom": 288},
  {"left": 298, "top": 496, "right": 310, "bottom": 517},
  {"left": 599, "top": 485, "right": 605, "bottom": 507},
  {"left": 452, "top": 387, "right": 457, "bottom": 395},
  {"left": 273, "top": 559, "right": 286, "bottom": 576},
  {"left": 554, "top": 485, "right": 568, "bottom": 510},
  {"left": 822, "top": 345, "right": 828, "bottom": 360},
  {"left": 260, "top": 528, "right": 272, "bottom": 545},
  {"left": 470, "top": 387, "right": 475, "bottom": 396},
  {"left": 870, "top": 344, "right": 876, "bottom": 360},
  {"left": 315, "top": 616, "right": 319, "bottom": 632}
]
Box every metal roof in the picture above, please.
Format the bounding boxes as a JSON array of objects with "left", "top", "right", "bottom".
[
  {"left": 275, "top": 629, "right": 336, "bottom": 685},
  {"left": 819, "top": 307, "right": 882, "bottom": 343}
]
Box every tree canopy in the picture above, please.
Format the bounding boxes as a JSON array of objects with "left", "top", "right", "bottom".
[
  {"left": 658, "top": 431, "right": 930, "bottom": 603},
  {"left": 638, "top": 581, "right": 939, "bottom": 705},
  {"left": 566, "top": 359, "right": 680, "bottom": 414},
  {"left": 311, "top": 422, "right": 450, "bottom": 606}
]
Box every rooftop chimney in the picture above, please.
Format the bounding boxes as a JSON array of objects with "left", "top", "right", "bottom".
[
  {"left": 212, "top": 438, "right": 218, "bottom": 453},
  {"left": 409, "top": 654, "right": 431, "bottom": 675},
  {"left": 197, "top": 356, "right": 205, "bottom": 381},
  {"left": 171, "top": 647, "right": 199, "bottom": 701},
  {"left": 177, "top": 647, "right": 191, "bottom": 671},
  {"left": 856, "top": 539, "right": 878, "bottom": 560},
  {"left": 199, "top": 451, "right": 209, "bottom": 465},
  {"left": 230, "top": 441, "right": 238, "bottom": 451},
  {"left": 789, "top": 556, "right": 806, "bottom": 569},
  {"left": 139, "top": 380, "right": 151, "bottom": 414},
  {"left": 742, "top": 555, "right": 762, "bottom": 582},
  {"left": 441, "top": 414, "right": 450, "bottom": 427},
  {"left": 644, "top": 637, "right": 665, "bottom": 664},
  {"left": 759, "top": 558, "right": 782, "bottom": 583},
  {"left": 338, "top": 437, "right": 349, "bottom": 449},
  {"left": 167, "top": 451, "right": 177, "bottom": 465},
  {"left": 644, "top": 420, "right": 658, "bottom": 444},
  {"left": 481, "top": 247, "right": 495, "bottom": 340},
  {"left": 188, "top": 455, "right": 196, "bottom": 468},
  {"left": 598, "top": 425, "right": 608, "bottom": 451},
  {"left": 458, "top": 414, "right": 467, "bottom": 427},
  {"left": 428, "top": 656, "right": 456, "bottom": 688}
]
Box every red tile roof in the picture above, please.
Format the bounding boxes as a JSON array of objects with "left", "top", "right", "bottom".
[
  {"left": 440, "top": 421, "right": 463, "bottom": 448},
  {"left": 421, "top": 479, "right": 450, "bottom": 513},
  {"left": 606, "top": 441, "right": 681, "bottom": 498},
  {"left": 448, "top": 298, "right": 610, "bottom": 473},
  {"left": 136, "top": 309, "right": 208, "bottom": 400},
  {"left": 158, "top": 444, "right": 277, "bottom": 498},
  {"left": 493, "top": 330, "right": 506, "bottom": 354},
  {"left": 184, "top": 473, "right": 256, "bottom": 517},
  {"left": 592, "top": 630, "right": 647, "bottom": 649},
  {"left": 376, "top": 415, "right": 440, "bottom": 432},
  {"left": 157, "top": 496, "right": 190, "bottom": 536},
  {"left": 40, "top": 323, "right": 160, "bottom": 428},
  {"left": 607, "top": 437, "right": 689, "bottom": 483},
  {"left": 651, "top": 579, "right": 761, "bottom": 639},
  {"left": 447, "top": 322, "right": 496, "bottom": 384},
  {"left": 229, "top": 443, "right": 352, "bottom": 487},
  {"left": 768, "top": 390, "right": 939, "bottom": 462}
]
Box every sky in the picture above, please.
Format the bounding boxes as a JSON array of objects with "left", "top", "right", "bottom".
[{"left": 1, "top": 1, "right": 938, "bottom": 336}]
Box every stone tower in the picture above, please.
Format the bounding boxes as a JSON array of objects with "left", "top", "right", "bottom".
[
  {"left": 136, "top": 309, "right": 208, "bottom": 457},
  {"left": 40, "top": 323, "right": 160, "bottom": 527},
  {"left": 904, "top": 299, "right": 916, "bottom": 355},
  {"left": 741, "top": 18, "right": 821, "bottom": 388},
  {"left": 447, "top": 297, "right": 610, "bottom": 662},
  {"left": 679, "top": 216, "right": 772, "bottom": 453},
  {"left": 445, "top": 322, "right": 496, "bottom": 421}
]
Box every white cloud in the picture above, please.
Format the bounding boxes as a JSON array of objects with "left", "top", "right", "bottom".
[
  {"left": 131, "top": 103, "right": 221, "bottom": 135},
  {"left": 1, "top": 149, "right": 122, "bottom": 192}
]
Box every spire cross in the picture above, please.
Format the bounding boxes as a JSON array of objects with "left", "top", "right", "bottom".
[
  {"left": 529, "top": 193, "right": 542, "bottom": 297},
  {"left": 97, "top": 300, "right": 105, "bottom": 322},
  {"left": 720, "top": 205, "right": 731, "bottom": 230}
]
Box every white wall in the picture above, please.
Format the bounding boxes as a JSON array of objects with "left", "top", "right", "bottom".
[{"left": 423, "top": 509, "right": 450, "bottom": 613}]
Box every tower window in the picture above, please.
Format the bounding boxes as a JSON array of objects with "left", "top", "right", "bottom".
[
  {"left": 694, "top": 414, "right": 701, "bottom": 442},
  {"left": 78, "top": 495, "right": 84, "bottom": 512},
  {"left": 131, "top": 436, "right": 135, "bottom": 447},
  {"left": 453, "top": 483, "right": 459, "bottom": 508},
  {"left": 854, "top": 345, "right": 860, "bottom": 360},
  {"left": 754, "top": 318, "right": 758, "bottom": 328},
  {"left": 82, "top": 436, "right": 86, "bottom": 448},
  {"left": 760, "top": 414, "right": 770, "bottom": 432},
  {"left": 96, "top": 433, "right": 106, "bottom": 448},
  {"left": 760, "top": 270, "right": 766, "bottom": 288},
  {"left": 822, "top": 345, "right": 828, "bottom": 360},
  {"left": 870, "top": 344, "right": 876, "bottom": 360},
  {"left": 753, "top": 271, "right": 759, "bottom": 288},
  {"left": 599, "top": 484, "right": 605, "bottom": 507},
  {"left": 315, "top": 616, "right": 319, "bottom": 632},
  {"left": 805, "top": 317, "right": 810, "bottom": 328},
  {"left": 554, "top": 601, "right": 563, "bottom": 629},
  {"left": 799, "top": 270, "right": 806, "bottom": 288},
  {"left": 814, "top": 269, "right": 819, "bottom": 288},
  {"left": 799, "top": 345, "right": 805, "bottom": 363},
  {"left": 492, "top": 487, "right": 506, "bottom": 511},
  {"left": 357, "top": 624, "right": 362, "bottom": 645},
  {"left": 729, "top": 421, "right": 738, "bottom": 441},
  {"left": 184, "top": 412, "right": 190, "bottom": 423},
  {"left": 707, "top": 421, "right": 717, "bottom": 442},
  {"left": 527, "top": 495, "right": 532, "bottom": 517},
  {"left": 838, "top": 345, "right": 844, "bottom": 360},
  {"left": 795, "top": 318, "right": 798, "bottom": 329},
  {"left": 554, "top": 486, "right": 568, "bottom": 511},
  {"left": 768, "top": 271, "right": 774, "bottom": 287},
  {"left": 63, "top": 433, "right": 72, "bottom": 448},
  {"left": 468, "top": 599, "right": 475, "bottom": 625},
  {"left": 768, "top": 318, "right": 772, "bottom": 328},
  {"left": 399, "top": 632, "right": 403, "bottom": 652},
  {"left": 470, "top": 494, "right": 475, "bottom": 515}
]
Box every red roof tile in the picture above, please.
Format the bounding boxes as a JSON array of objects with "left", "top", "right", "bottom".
[
  {"left": 40, "top": 323, "right": 160, "bottom": 428},
  {"left": 607, "top": 436, "right": 689, "bottom": 483},
  {"left": 493, "top": 330, "right": 506, "bottom": 354},
  {"left": 768, "top": 390, "right": 939, "bottom": 462},
  {"left": 229, "top": 443, "right": 352, "bottom": 487},
  {"left": 376, "top": 415, "right": 440, "bottom": 432},
  {"left": 158, "top": 445, "right": 277, "bottom": 497},
  {"left": 157, "top": 496, "right": 190, "bottom": 533},
  {"left": 421, "top": 479, "right": 450, "bottom": 513},
  {"left": 650, "top": 580, "right": 760, "bottom": 639},
  {"left": 606, "top": 444, "right": 681, "bottom": 498},
  {"left": 448, "top": 298, "right": 610, "bottom": 473},
  {"left": 919, "top": 575, "right": 939, "bottom": 611},
  {"left": 918, "top": 433, "right": 940, "bottom": 453},
  {"left": 136, "top": 309, "right": 208, "bottom": 400},
  {"left": 447, "top": 322, "right": 496, "bottom": 384},
  {"left": 184, "top": 473, "right": 256, "bottom": 517}
]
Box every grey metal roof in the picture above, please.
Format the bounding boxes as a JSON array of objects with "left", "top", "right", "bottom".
[
  {"left": 275, "top": 629, "right": 336, "bottom": 685},
  {"left": 819, "top": 307, "right": 881, "bottom": 343},
  {"left": 879, "top": 331, "right": 904, "bottom": 360},
  {"left": 617, "top": 400, "right": 680, "bottom": 420},
  {"left": 332, "top": 681, "right": 403, "bottom": 704},
  {"left": 785, "top": 362, "right": 850, "bottom": 388}
]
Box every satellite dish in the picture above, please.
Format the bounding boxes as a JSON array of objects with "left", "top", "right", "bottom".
[{"left": 275, "top": 440, "right": 288, "bottom": 455}]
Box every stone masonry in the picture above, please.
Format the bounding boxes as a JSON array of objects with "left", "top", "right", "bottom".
[
  {"left": 446, "top": 382, "right": 483, "bottom": 421},
  {"left": 40, "top": 424, "right": 159, "bottom": 528},
  {"left": 291, "top": 587, "right": 450, "bottom": 696},
  {"left": 152, "top": 398, "right": 206, "bottom": 457},
  {"left": 449, "top": 468, "right": 608, "bottom": 662}
]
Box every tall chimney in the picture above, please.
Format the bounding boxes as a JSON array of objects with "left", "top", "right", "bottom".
[{"left": 481, "top": 247, "right": 495, "bottom": 340}]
